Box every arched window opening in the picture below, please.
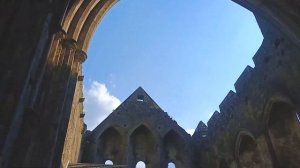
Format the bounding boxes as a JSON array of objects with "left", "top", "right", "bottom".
[
  {"left": 130, "top": 125, "right": 156, "bottom": 165},
  {"left": 61, "top": 0, "right": 262, "bottom": 167},
  {"left": 81, "top": 0, "right": 263, "bottom": 134},
  {"left": 168, "top": 162, "right": 176, "bottom": 168},
  {"left": 98, "top": 127, "right": 122, "bottom": 163},
  {"left": 105, "top": 160, "right": 113, "bottom": 165},
  {"left": 137, "top": 95, "right": 145, "bottom": 102},
  {"left": 164, "top": 130, "right": 185, "bottom": 168},
  {"left": 268, "top": 102, "right": 298, "bottom": 137},
  {"left": 238, "top": 135, "right": 263, "bottom": 167},
  {"left": 239, "top": 135, "right": 256, "bottom": 155},
  {"left": 268, "top": 102, "right": 300, "bottom": 167},
  {"left": 136, "top": 161, "right": 146, "bottom": 168}
]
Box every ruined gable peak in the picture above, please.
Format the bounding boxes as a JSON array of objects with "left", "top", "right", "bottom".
[
  {"left": 195, "top": 121, "right": 208, "bottom": 133},
  {"left": 192, "top": 121, "right": 209, "bottom": 140},
  {"left": 121, "top": 86, "right": 161, "bottom": 110}
]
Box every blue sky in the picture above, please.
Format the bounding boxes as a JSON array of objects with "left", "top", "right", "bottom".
[{"left": 83, "top": 0, "right": 263, "bottom": 133}]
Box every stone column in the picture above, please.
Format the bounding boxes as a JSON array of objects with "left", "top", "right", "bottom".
[
  {"left": 5, "top": 29, "right": 67, "bottom": 168},
  {"left": 59, "top": 49, "right": 86, "bottom": 167},
  {"left": 157, "top": 138, "right": 167, "bottom": 168},
  {"left": 127, "top": 141, "right": 135, "bottom": 168},
  {"left": 119, "top": 134, "right": 129, "bottom": 165},
  {"left": 22, "top": 37, "right": 85, "bottom": 168},
  {"left": 0, "top": 10, "right": 62, "bottom": 168}
]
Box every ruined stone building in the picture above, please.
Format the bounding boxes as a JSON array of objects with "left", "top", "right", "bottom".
[
  {"left": 81, "top": 87, "right": 193, "bottom": 168},
  {"left": 0, "top": 0, "right": 300, "bottom": 168}
]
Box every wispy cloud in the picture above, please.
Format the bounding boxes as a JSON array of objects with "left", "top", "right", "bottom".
[
  {"left": 109, "top": 73, "right": 117, "bottom": 88},
  {"left": 84, "top": 81, "right": 121, "bottom": 130}
]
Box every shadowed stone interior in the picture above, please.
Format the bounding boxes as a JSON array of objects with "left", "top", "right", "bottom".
[{"left": 0, "top": 0, "right": 300, "bottom": 168}]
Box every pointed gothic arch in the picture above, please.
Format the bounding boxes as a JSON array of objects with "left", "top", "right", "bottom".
[
  {"left": 163, "top": 130, "right": 186, "bottom": 168},
  {"left": 235, "top": 131, "right": 264, "bottom": 168},
  {"left": 128, "top": 123, "right": 159, "bottom": 141},
  {"left": 97, "top": 126, "right": 123, "bottom": 164},
  {"left": 129, "top": 124, "right": 157, "bottom": 168},
  {"left": 1, "top": 0, "right": 300, "bottom": 168},
  {"left": 62, "top": 0, "right": 118, "bottom": 52},
  {"left": 266, "top": 101, "right": 300, "bottom": 167}
]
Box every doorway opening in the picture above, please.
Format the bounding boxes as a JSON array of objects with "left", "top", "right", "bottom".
[
  {"left": 136, "top": 161, "right": 146, "bottom": 168},
  {"left": 105, "top": 160, "right": 113, "bottom": 165}
]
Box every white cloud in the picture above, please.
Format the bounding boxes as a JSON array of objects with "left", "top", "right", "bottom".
[
  {"left": 84, "top": 81, "right": 121, "bottom": 130},
  {"left": 185, "top": 128, "right": 195, "bottom": 136}
]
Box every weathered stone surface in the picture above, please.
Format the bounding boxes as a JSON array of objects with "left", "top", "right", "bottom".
[
  {"left": 195, "top": 17, "right": 300, "bottom": 167},
  {"left": 0, "top": 0, "right": 300, "bottom": 168},
  {"left": 81, "top": 87, "right": 193, "bottom": 168}
]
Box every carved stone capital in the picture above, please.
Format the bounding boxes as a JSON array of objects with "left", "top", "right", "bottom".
[
  {"left": 54, "top": 29, "right": 67, "bottom": 39},
  {"left": 62, "top": 39, "right": 77, "bottom": 50},
  {"left": 50, "top": 24, "right": 67, "bottom": 35},
  {"left": 75, "top": 50, "right": 87, "bottom": 63}
]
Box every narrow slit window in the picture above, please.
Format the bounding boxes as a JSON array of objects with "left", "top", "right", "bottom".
[{"left": 137, "top": 95, "right": 144, "bottom": 102}]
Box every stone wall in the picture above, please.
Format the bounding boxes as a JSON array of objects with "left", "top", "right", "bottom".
[
  {"left": 61, "top": 68, "right": 86, "bottom": 168},
  {"left": 0, "top": 1, "right": 70, "bottom": 167},
  {"left": 192, "top": 15, "right": 300, "bottom": 168},
  {"left": 81, "top": 87, "right": 194, "bottom": 168},
  {"left": 0, "top": 0, "right": 300, "bottom": 168}
]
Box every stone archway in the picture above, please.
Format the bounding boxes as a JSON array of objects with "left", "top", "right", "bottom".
[
  {"left": 54, "top": 2, "right": 300, "bottom": 167},
  {"left": 1, "top": 0, "right": 300, "bottom": 168},
  {"left": 97, "top": 127, "right": 123, "bottom": 164},
  {"left": 266, "top": 102, "right": 300, "bottom": 167},
  {"left": 235, "top": 131, "right": 265, "bottom": 168},
  {"left": 129, "top": 125, "right": 158, "bottom": 168},
  {"left": 61, "top": 0, "right": 118, "bottom": 53},
  {"left": 163, "top": 130, "right": 186, "bottom": 168}
]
